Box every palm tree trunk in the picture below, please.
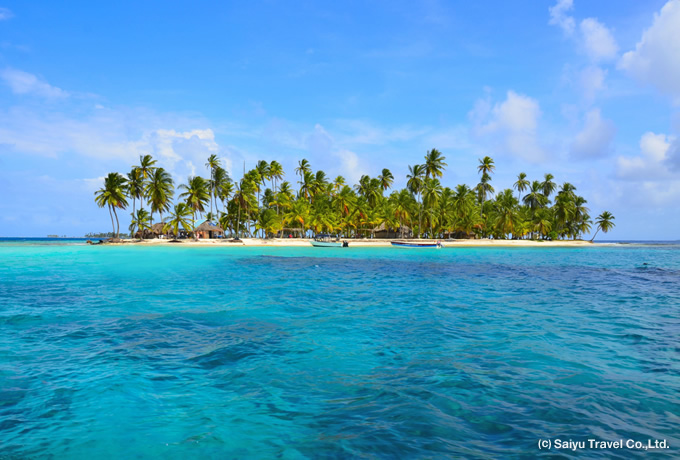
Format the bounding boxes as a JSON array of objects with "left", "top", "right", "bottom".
[
  {"left": 113, "top": 207, "right": 120, "bottom": 238},
  {"left": 418, "top": 198, "right": 422, "bottom": 239},
  {"left": 192, "top": 211, "right": 197, "bottom": 239},
  {"left": 237, "top": 200, "right": 241, "bottom": 239},
  {"left": 132, "top": 197, "right": 137, "bottom": 237},
  {"left": 590, "top": 228, "right": 600, "bottom": 243},
  {"left": 108, "top": 204, "right": 115, "bottom": 236},
  {"left": 257, "top": 190, "right": 261, "bottom": 238}
]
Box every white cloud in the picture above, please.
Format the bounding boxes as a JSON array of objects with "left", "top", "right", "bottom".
[
  {"left": 549, "top": 4, "right": 617, "bottom": 100},
  {"left": 664, "top": 136, "right": 680, "bottom": 172},
  {"left": 549, "top": 0, "right": 575, "bottom": 35},
  {"left": 0, "top": 7, "right": 12, "bottom": 20},
  {"left": 304, "top": 123, "right": 367, "bottom": 184},
  {"left": 617, "top": 132, "right": 675, "bottom": 180},
  {"left": 580, "top": 18, "right": 618, "bottom": 62},
  {"left": 82, "top": 176, "right": 106, "bottom": 192},
  {"left": 569, "top": 108, "right": 616, "bottom": 159},
  {"left": 0, "top": 104, "right": 230, "bottom": 185},
  {"left": 334, "top": 149, "right": 361, "bottom": 183},
  {"left": 641, "top": 131, "right": 672, "bottom": 162},
  {"left": 619, "top": 0, "right": 680, "bottom": 101},
  {"left": 0, "top": 68, "right": 69, "bottom": 99},
  {"left": 470, "top": 90, "right": 544, "bottom": 162},
  {"left": 579, "top": 65, "right": 607, "bottom": 101}
]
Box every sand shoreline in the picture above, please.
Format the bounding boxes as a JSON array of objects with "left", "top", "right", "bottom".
[{"left": 103, "top": 238, "right": 594, "bottom": 247}]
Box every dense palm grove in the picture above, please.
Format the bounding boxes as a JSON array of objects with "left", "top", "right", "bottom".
[{"left": 94, "top": 150, "right": 615, "bottom": 240}]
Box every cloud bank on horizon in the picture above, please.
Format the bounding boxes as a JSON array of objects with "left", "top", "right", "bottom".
[{"left": 0, "top": 0, "right": 678, "bottom": 239}]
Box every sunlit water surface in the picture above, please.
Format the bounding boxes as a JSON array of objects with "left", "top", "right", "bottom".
[{"left": 1, "top": 241, "right": 679, "bottom": 458}]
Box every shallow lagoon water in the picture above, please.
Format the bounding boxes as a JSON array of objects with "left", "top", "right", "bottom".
[{"left": 1, "top": 242, "right": 679, "bottom": 458}]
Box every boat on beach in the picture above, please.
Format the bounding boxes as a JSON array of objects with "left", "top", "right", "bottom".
[
  {"left": 310, "top": 234, "right": 348, "bottom": 247},
  {"left": 391, "top": 240, "right": 442, "bottom": 248}
]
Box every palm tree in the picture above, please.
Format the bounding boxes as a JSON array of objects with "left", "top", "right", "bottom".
[
  {"left": 146, "top": 168, "right": 174, "bottom": 225},
  {"left": 407, "top": 164, "right": 425, "bottom": 237},
  {"left": 110, "top": 153, "right": 608, "bottom": 244},
  {"left": 295, "top": 159, "right": 311, "bottom": 195},
  {"left": 276, "top": 181, "right": 295, "bottom": 208},
  {"left": 135, "top": 154, "right": 157, "bottom": 209},
  {"left": 553, "top": 192, "right": 574, "bottom": 238},
  {"left": 204, "top": 211, "right": 217, "bottom": 223},
  {"left": 355, "top": 175, "right": 382, "bottom": 206},
  {"left": 126, "top": 168, "right": 144, "bottom": 216},
  {"left": 477, "top": 157, "right": 495, "bottom": 221},
  {"left": 533, "top": 208, "right": 553, "bottom": 239},
  {"left": 452, "top": 184, "right": 479, "bottom": 237},
  {"left": 285, "top": 199, "right": 311, "bottom": 238},
  {"left": 94, "top": 172, "right": 128, "bottom": 238},
  {"left": 256, "top": 160, "right": 270, "bottom": 211},
  {"left": 438, "top": 187, "right": 454, "bottom": 237},
  {"left": 378, "top": 168, "right": 394, "bottom": 192},
  {"left": 212, "top": 166, "right": 231, "bottom": 212},
  {"left": 514, "top": 172, "right": 529, "bottom": 203},
  {"left": 269, "top": 160, "right": 284, "bottom": 211},
  {"left": 558, "top": 182, "right": 576, "bottom": 199},
  {"left": 312, "top": 170, "right": 328, "bottom": 200},
  {"left": 541, "top": 173, "right": 557, "bottom": 201},
  {"left": 523, "top": 181, "right": 547, "bottom": 211},
  {"left": 333, "top": 185, "right": 356, "bottom": 235},
  {"left": 591, "top": 211, "right": 615, "bottom": 242},
  {"left": 577, "top": 216, "right": 592, "bottom": 239},
  {"left": 422, "top": 178, "right": 443, "bottom": 237},
  {"left": 476, "top": 173, "right": 494, "bottom": 220},
  {"left": 232, "top": 178, "right": 257, "bottom": 238},
  {"left": 205, "top": 154, "right": 221, "bottom": 215},
  {"left": 218, "top": 210, "right": 232, "bottom": 236},
  {"left": 333, "top": 176, "right": 346, "bottom": 194},
  {"left": 478, "top": 156, "right": 495, "bottom": 176},
  {"left": 163, "top": 202, "right": 193, "bottom": 240},
  {"left": 129, "top": 208, "right": 151, "bottom": 239},
  {"left": 256, "top": 208, "right": 283, "bottom": 238},
  {"left": 572, "top": 196, "right": 590, "bottom": 239},
  {"left": 178, "top": 176, "right": 210, "bottom": 228},
  {"left": 391, "top": 189, "right": 413, "bottom": 238},
  {"left": 494, "top": 189, "right": 519, "bottom": 238},
  {"left": 424, "top": 149, "right": 447, "bottom": 179},
  {"left": 299, "top": 171, "right": 314, "bottom": 202}
]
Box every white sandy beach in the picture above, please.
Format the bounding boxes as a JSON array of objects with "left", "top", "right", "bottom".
[{"left": 111, "top": 238, "right": 594, "bottom": 247}]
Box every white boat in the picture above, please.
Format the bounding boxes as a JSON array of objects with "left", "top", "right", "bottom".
[
  {"left": 310, "top": 234, "right": 348, "bottom": 247},
  {"left": 310, "top": 240, "right": 343, "bottom": 247},
  {"left": 391, "top": 240, "right": 443, "bottom": 248}
]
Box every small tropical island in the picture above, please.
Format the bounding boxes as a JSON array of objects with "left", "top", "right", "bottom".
[{"left": 94, "top": 150, "right": 615, "bottom": 245}]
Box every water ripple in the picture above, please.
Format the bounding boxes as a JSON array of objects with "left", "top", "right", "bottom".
[{"left": 0, "top": 246, "right": 678, "bottom": 457}]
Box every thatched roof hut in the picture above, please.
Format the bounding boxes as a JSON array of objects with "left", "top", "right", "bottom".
[
  {"left": 372, "top": 222, "right": 412, "bottom": 238},
  {"left": 279, "top": 227, "right": 306, "bottom": 238},
  {"left": 135, "top": 223, "right": 166, "bottom": 239},
  {"left": 194, "top": 221, "right": 224, "bottom": 239},
  {"left": 151, "top": 223, "right": 167, "bottom": 235}
]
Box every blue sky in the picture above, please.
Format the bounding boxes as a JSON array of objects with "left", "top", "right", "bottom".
[{"left": 0, "top": 0, "right": 678, "bottom": 239}]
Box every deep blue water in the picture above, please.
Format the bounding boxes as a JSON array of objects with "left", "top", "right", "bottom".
[{"left": 0, "top": 242, "right": 678, "bottom": 458}]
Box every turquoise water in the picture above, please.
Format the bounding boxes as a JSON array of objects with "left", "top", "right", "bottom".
[{"left": 1, "top": 242, "right": 679, "bottom": 458}]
